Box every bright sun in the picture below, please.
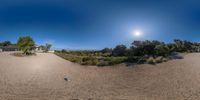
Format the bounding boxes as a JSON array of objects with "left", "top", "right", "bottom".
[{"left": 133, "top": 30, "right": 142, "bottom": 37}]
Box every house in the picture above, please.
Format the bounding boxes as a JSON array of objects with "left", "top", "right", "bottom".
[
  {"left": 0, "top": 45, "right": 53, "bottom": 53},
  {"left": 48, "top": 50, "right": 55, "bottom": 53},
  {"left": 0, "top": 45, "right": 19, "bottom": 52},
  {"left": 34, "top": 45, "right": 54, "bottom": 53},
  {"left": 34, "top": 45, "right": 45, "bottom": 53}
]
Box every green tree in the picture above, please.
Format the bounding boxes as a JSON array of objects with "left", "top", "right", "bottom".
[
  {"left": 3, "top": 41, "right": 11, "bottom": 46},
  {"left": 0, "top": 41, "right": 11, "bottom": 46},
  {"left": 17, "top": 36, "right": 35, "bottom": 55},
  {"left": 101, "top": 48, "right": 112, "bottom": 53},
  {"left": 131, "top": 40, "right": 163, "bottom": 56},
  {"left": 112, "top": 45, "right": 127, "bottom": 56},
  {"left": 155, "top": 44, "right": 170, "bottom": 57},
  {"left": 44, "top": 43, "right": 52, "bottom": 52}
]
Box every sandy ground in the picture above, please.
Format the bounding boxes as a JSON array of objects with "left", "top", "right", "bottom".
[{"left": 1, "top": 52, "right": 200, "bottom": 99}]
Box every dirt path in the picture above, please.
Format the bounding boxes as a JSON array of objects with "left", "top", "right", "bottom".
[{"left": 1, "top": 52, "right": 200, "bottom": 99}]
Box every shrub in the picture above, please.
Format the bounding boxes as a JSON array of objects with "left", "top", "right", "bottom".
[
  {"left": 104, "top": 57, "right": 127, "bottom": 65},
  {"left": 112, "top": 45, "right": 127, "bottom": 56},
  {"left": 147, "top": 57, "right": 156, "bottom": 64},
  {"left": 155, "top": 56, "right": 163, "bottom": 63},
  {"left": 162, "top": 58, "right": 168, "bottom": 62},
  {"left": 97, "top": 60, "right": 109, "bottom": 66},
  {"left": 82, "top": 56, "right": 98, "bottom": 65},
  {"left": 70, "top": 57, "right": 82, "bottom": 63},
  {"left": 155, "top": 45, "right": 170, "bottom": 57},
  {"left": 126, "top": 56, "right": 140, "bottom": 63},
  {"left": 55, "top": 52, "right": 82, "bottom": 63},
  {"left": 81, "top": 60, "right": 94, "bottom": 65}
]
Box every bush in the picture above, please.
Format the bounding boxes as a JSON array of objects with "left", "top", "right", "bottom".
[
  {"left": 155, "top": 45, "right": 170, "bottom": 57},
  {"left": 155, "top": 56, "right": 163, "bottom": 63},
  {"left": 147, "top": 57, "right": 156, "bottom": 64},
  {"left": 55, "top": 52, "right": 82, "bottom": 63},
  {"left": 112, "top": 45, "right": 127, "bottom": 56},
  {"left": 103, "top": 57, "right": 127, "bottom": 65},
  {"left": 162, "top": 58, "right": 168, "bottom": 62},
  {"left": 70, "top": 57, "right": 82, "bottom": 63},
  {"left": 126, "top": 56, "right": 140, "bottom": 63},
  {"left": 97, "top": 60, "right": 109, "bottom": 66},
  {"left": 82, "top": 56, "right": 98, "bottom": 65},
  {"left": 81, "top": 60, "right": 98, "bottom": 65}
]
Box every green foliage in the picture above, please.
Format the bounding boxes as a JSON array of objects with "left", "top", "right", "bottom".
[
  {"left": 17, "top": 36, "right": 35, "bottom": 55},
  {"left": 101, "top": 48, "right": 112, "bottom": 57},
  {"left": 173, "top": 39, "right": 199, "bottom": 52},
  {"left": 103, "top": 57, "right": 128, "bottom": 65},
  {"left": 97, "top": 60, "right": 109, "bottom": 66},
  {"left": 0, "top": 41, "right": 13, "bottom": 47},
  {"left": 155, "top": 44, "right": 170, "bottom": 57},
  {"left": 82, "top": 56, "right": 98, "bottom": 65},
  {"left": 55, "top": 39, "right": 200, "bottom": 66},
  {"left": 131, "top": 40, "right": 164, "bottom": 56},
  {"left": 112, "top": 45, "right": 127, "bottom": 56},
  {"left": 55, "top": 52, "right": 127, "bottom": 66},
  {"left": 55, "top": 52, "right": 82, "bottom": 63},
  {"left": 101, "top": 48, "right": 112, "bottom": 54},
  {"left": 44, "top": 43, "right": 52, "bottom": 52}
]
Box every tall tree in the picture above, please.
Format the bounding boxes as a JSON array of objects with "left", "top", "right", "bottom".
[
  {"left": 17, "top": 36, "right": 35, "bottom": 55},
  {"left": 2, "top": 41, "right": 11, "bottom": 46},
  {"left": 112, "top": 45, "right": 127, "bottom": 56},
  {"left": 44, "top": 43, "right": 52, "bottom": 52}
]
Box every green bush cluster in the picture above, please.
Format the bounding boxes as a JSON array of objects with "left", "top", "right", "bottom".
[
  {"left": 55, "top": 53, "right": 82, "bottom": 63},
  {"left": 81, "top": 56, "right": 98, "bottom": 65},
  {"left": 55, "top": 52, "right": 127, "bottom": 66},
  {"left": 55, "top": 39, "right": 200, "bottom": 66}
]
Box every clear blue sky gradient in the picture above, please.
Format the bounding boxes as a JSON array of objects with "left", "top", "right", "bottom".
[{"left": 0, "top": 0, "right": 200, "bottom": 50}]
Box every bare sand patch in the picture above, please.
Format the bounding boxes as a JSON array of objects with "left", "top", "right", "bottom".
[{"left": 0, "top": 52, "right": 200, "bottom": 99}]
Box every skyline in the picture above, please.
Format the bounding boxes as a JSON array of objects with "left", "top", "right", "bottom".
[{"left": 1, "top": 0, "right": 200, "bottom": 50}]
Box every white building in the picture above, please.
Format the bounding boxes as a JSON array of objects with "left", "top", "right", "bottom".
[{"left": 34, "top": 45, "right": 45, "bottom": 53}]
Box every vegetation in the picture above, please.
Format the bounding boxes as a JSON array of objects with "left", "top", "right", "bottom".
[
  {"left": 55, "top": 52, "right": 127, "bottom": 66},
  {"left": 0, "top": 41, "right": 15, "bottom": 47},
  {"left": 44, "top": 43, "right": 52, "bottom": 52},
  {"left": 55, "top": 39, "right": 200, "bottom": 66},
  {"left": 112, "top": 45, "right": 127, "bottom": 56},
  {"left": 17, "top": 36, "right": 35, "bottom": 55}
]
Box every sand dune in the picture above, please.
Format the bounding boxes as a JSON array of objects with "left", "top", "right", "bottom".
[{"left": 0, "top": 52, "right": 200, "bottom": 99}]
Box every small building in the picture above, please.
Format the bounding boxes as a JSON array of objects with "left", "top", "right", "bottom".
[
  {"left": 48, "top": 50, "right": 55, "bottom": 53},
  {"left": 0, "top": 45, "right": 19, "bottom": 52},
  {"left": 34, "top": 45, "right": 45, "bottom": 53}
]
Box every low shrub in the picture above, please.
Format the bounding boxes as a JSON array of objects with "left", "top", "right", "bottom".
[
  {"left": 55, "top": 52, "right": 82, "bottom": 63},
  {"left": 103, "top": 57, "right": 128, "bottom": 65},
  {"left": 147, "top": 57, "right": 156, "bottom": 64},
  {"left": 126, "top": 56, "right": 140, "bottom": 63},
  {"left": 162, "top": 58, "right": 168, "bottom": 62},
  {"left": 155, "top": 56, "right": 163, "bottom": 63},
  {"left": 97, "top": 60, "right": 109, "bottom": 66},
  {"left": 82, "top": 56, "right": 98, "bottom": 65}
]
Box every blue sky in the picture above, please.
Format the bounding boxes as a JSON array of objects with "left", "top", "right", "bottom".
[{"left": 1, "top": 0, "right": 200, "bottom": 50}]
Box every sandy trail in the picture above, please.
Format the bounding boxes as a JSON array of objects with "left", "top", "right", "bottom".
[{"left": 1, "top": 52, "right": 200, "bottom": 99}]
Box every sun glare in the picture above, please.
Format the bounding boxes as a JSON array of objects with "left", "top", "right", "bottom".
[{"left": 133, "top": 30, "right": 142, "bottom": 37}]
